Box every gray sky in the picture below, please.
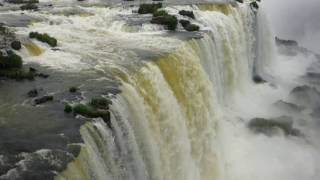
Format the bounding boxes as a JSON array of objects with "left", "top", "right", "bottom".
[{"left": 262, "top": 0, "right": 320, "bottom": 53}]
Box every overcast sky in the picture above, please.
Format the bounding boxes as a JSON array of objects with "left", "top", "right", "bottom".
[{"left": 262, "top": 0, "right": 320, "bottom": 53}]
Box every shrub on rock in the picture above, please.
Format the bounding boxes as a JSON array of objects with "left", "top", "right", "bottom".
[
  {"left": 178, "top": 10, "right": 195, "bottom": 19},
  {"left": 151, "top": 15, "right": 178, "bottom": 30},
  {"left": 138, "top": 3, "right": 162, "bottom": 14},
  {"left": 153, "top": 10, "right": 168, "bottom": 17},
  {"left": 90, "top": 97, "right": 111, "bottom": 109},
  {"left": 64, "top": 104, "right": 72, "bottom": 113},
  {"left": 29, "top": 32, "right": 57, "bottom": 47},
  {"left": 0, "top": 52, "right": 23, "bottom": 69},
  {"left": 73, "top": 104, "right": 107, "bottom": 118}
]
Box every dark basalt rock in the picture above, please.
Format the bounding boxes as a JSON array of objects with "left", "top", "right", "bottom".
[
  {"left": 184, "top": 24, "right": 199, "bottom": 32},
  {"left": 29, "top": 67, "right": 37, "bottom": 73},
  {"left": 36, "top": 73, "right": 49, "bottom": 78},
  {"left": 11, "top": 40, "right": 22, "bottom": 50},
  {"left": 34, "top": 95, "right": 53, "bottom": 105},
  {"left": 179, "top": 19, "right": 190, "bottom": 27},
  {"left": 178, "top": 10, "right": 195, "bottom": 19},
  {"left": 27, "top": 89, "right": 38, "bottom": 97},
  {"left": 253, "top": 75, "right": 266, "bottom": 84},
  {"left": 275, "top": 37, "right": 298, "bottom": 47},
  {"left": 289, "top": 85, "right": 320, "bottom": 108},
  {"left": 6, "top": 0, "right": 39, "bottom": 4},
  {"left": 248, "top": 116, "right": 301, "bottom": 136},
  {"left": 250, "top": 2, "right": 259, "bottom": 9},
  {"left": 69, "top": 87, "right": 78, "bottom": 93}
]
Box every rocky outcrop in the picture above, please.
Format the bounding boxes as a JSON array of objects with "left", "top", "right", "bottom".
[{"left": 248, "top": 116, "right": 301, "bottom": 136}]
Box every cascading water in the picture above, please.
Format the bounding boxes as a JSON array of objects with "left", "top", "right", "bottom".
[
  {"left": 1, "top": 1, "right": 320, "bottom": 180},
  {"left": 53, "top": 3, "right": 258, "bottom": 180}
]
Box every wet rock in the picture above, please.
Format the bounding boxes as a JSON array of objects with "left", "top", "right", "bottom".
[
  {"left": 289, "top": 85, "right": 320, "bottom": 108},
  {"left": 11, "top": 40, "right": 21, "bottom": 50},
  {"left": 34, "top": 95, "right": 53, "bottom": 105},
  {"left": 184, "top": 24, "right": 199, "bottom": 32},
  {"left": 275, "top": 37, "right": 298, "bottom": 47},
  {"left": 27, "top": 89, "right": 38, "bottom": 97},
  {"left": 273, "top": 100, "right": 304, "bottom": 113},
  {"left": 6, "top": 0, "right": 39, "bottom": 4},
  {"left": 248, "top": 116, "right": 301, "bottom": 136},
  {"left": 36, "top": 73, "right": 49, "bottom": 78},
  {"left": 253, "top": 75, "right": 266, "bottom": 83},
  {"left": 178, "top": 10, "right": 195, "bottom": 19},
  {"left": 29, "top": 67, "right": 37, "bottom": 73},
  {"left": 69, "top": 86, "right": 78, "bottom": 93},
  {"left": 179, "top": 19, "right": 190, "bottom": 27},
  {"left": 20, "top": 3, "right": 38, "bottom": 11},
  {"left": 66, "top": 144, "right": 81, "bottom": 157}
]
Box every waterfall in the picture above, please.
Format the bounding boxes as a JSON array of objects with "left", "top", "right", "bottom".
[{"left": 54, "top": 3, "right": 266, "bottom": 180}]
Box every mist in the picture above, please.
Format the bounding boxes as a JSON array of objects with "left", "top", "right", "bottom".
[{"left": 262, "top": 0, "right": 320, "bottom": 53}]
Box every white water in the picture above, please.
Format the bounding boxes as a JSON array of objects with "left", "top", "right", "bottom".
[{"left": 7, "top": 2, "right": 320, "bottom": 180}]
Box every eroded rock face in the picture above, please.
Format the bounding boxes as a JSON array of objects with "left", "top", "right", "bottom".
[
  {"left": 248, "top": 116, "right": 301, "bottom": 136},
  {"left": 289, "top": 85, "right": 320, "bottom": 108}
]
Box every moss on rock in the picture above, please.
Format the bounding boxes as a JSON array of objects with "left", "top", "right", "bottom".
[
  {"left": 138, "top": 3, "right": 162, "bottom": 14},
  {"left": 29, "top": 32, "right": 57, "bottom": 47}
]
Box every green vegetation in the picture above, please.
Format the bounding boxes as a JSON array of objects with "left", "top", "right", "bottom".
[
  {"left": 0, "top": 51, "right": 23, "bottom": 69},
  {"left": 153, "top": 10, "right": 168, "bottom": 17},
  {"left": 138, "top": 3, "right": 162, "bottom": 14},
  {"left": 73, "top": 104, "right": 109, "bottom": 118},
  {"left": 90, "top": 97, "right": 111, "bottom": 109},
  {"left": 29, "top": 32, "right": 57, "bottom": 47},
  {"left": 64, "top": 104, "right": 73, "bottom": 113},
  {"left": 0, "top": 68, "right": 35, "bottom": 80},
  {"left": 151, "top": 15, "right": 178, "bottom": 30}
]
